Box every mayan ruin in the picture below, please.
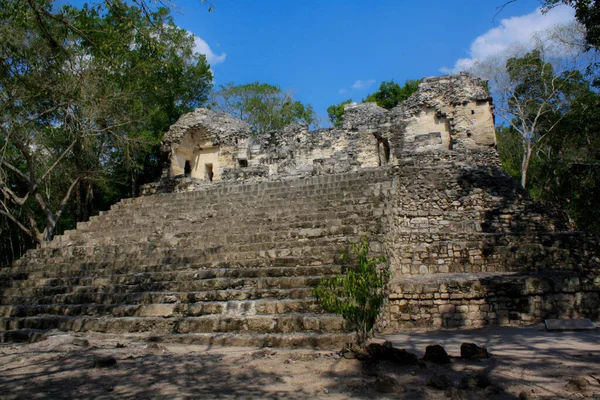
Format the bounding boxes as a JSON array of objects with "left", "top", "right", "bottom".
[
  {"left": 4, "top": 0, "right": 600, "bottom": 397},
  {"left": 1, "top": 72, "right": 598, "bottom": 351}
]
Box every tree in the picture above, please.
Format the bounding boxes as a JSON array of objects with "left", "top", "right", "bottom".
[
  {"left": 544, "top": 0, "right": 600, "bottom": 49},
  {"left": 481, "top": 48, "right": 585, "bottom": 188},
  {"left": 326, "top": 79, "right": 420, "bottom": 128},
  {"left": 495, "top": 125, "right": 524, "bottom": 178},
  {"left": 211, "top": 82, "right": 317, "bottom": 134},
  {"left": 363, "top": 79, "right": 420, "bottom": 110},
  {"left": 314, "top": 236, "right": 388, "bottom": 347},
  {"left": 327, "top": 99, "right": 352, "bottom": 128},
  {"left": 0, "top": 0, "right": 212, "bottom": 249},
  {"left": 527, "top": 72, "right": 600, "bottom": 230}
]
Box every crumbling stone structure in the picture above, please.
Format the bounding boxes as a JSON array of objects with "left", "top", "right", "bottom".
[
  {"left": 143, "top": 73, "right": 497, "bottom": 194},
  {"left": 1, "top": 73, "right": 598, "bottom": 347}
]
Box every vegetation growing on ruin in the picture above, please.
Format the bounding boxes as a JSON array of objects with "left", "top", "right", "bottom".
[
  {"left": 326, "top": 79, "right": 420, "bottom": 128},
  {"left": 326, "top": 99, "right": 353, "bottom": 128},
  {"left": 211, "top": 82, "right": 317, "bottom": 134},
  {"left": 314, "top": 237, "right": 389, "bottom": 347},
  {"left": 363, "top": 79, "right": 421, "bottom": 110}
]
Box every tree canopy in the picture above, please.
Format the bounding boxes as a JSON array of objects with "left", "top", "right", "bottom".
[
  {"left": 211, "top": 82, "right": 317, "bottom": 134},
  {"left": 493, "top": 47, "right": 600, "bottom": 230},
  {"left": 326, "top": 79, "right": 420, "bottom": 128},
  {"left": 0, "top": 0, "right": 212, "bottom": 260},
  {"left": 326, "top": 99, "right": 352, "bottom": 128},
  {"left": 362, "top": 79, "right": 421, "bottom": 110}
]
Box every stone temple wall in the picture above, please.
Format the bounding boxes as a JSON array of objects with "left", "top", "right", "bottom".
[
  {"left": 141, "top": 72, "right": 497, "bottom": 195},
  {"left": 381, "top": 272, "right": 600, "bottom": 331},
  {"left": 375, "top": 149, "right": 600, "bottom": 332}
]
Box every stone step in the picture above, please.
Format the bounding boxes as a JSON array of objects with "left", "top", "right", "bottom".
[
  {"left": 109, "top": 190, "right": 382, "bottom": 218},
  {"left": 0, "top": 168, "right": 392, "bottom": 347},
  {"left": 0, "top": 313, "right": 349, "bottom": 334},
  {"left": 5, "top": 256, "right": 353, "bottom": 279},
  {"left": 0, "top": 329, "right": 355, "bottom": 349},
  {"left": 53, "top": 220, "right": 381, "bottom": 249},
  {"left": 0, "top": 298, "right": 323, "bottom": 318},
  {"left": 123, "top": 169, "right": 393, "bottom": 204},
  {"left": 11, "top": 251, "right": 342, "bottom": 277},
  {"left": 2, "top": 287, "right": 314, "bottom": 306},
  {"left": 74, "top": 206, "right": 383, "bottom": 235},
  {"left": 14, "top": 238, "right": 387, "bottom": 273},
  {"left": 113, "top": 185, "right": 386, "bottom": 211},
  {"left": 155, "top": 331, "right": 355, "bottom": 349},
  {"left": 10, "top": 265, "right": 345, "bottom": 288},
  {"left": 2, "top": 275, "right": 329, "bottom": 297}
]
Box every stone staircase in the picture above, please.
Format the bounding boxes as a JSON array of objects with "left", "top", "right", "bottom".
[{"left": 0, "top": 169, "right": 393, "bottom": 348}]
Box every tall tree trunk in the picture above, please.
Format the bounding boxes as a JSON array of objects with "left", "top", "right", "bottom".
[
  {"left": 75, "top": 180, "right": 82, "bottom": 223},
  {"left": 521, "top": 141, "right": 532, "bottom": 189},
  {"left": 131, "top": 169, "right": 138, "bottom": 198},
  {"left": 83, "top": 182, "right": 93, "bottom": 221}
]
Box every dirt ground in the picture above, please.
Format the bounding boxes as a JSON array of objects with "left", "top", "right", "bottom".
[{"left": 1, "top": 325, "right": 599, "bottom": 399}]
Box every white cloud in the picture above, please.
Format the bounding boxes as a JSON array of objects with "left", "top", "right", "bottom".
[
  {"left": 441, "top": 6, "right": 575, "bottom": 74},
  {"left": 338, "top": 88, "right": 348, "bottom": 94},
  {"left": 193, "top": 35, "right": 226, "bottom": 65},
  {"left": 351, "top": 79, "right": 376, "bottom": 90}
]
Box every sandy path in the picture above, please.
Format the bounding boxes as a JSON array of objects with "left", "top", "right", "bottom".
[{"left": 0, "top": 325, "right": 599, "bottom": 399}]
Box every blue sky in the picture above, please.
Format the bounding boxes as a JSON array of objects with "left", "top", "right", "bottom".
[
  {"left": 93, "top": 0, "right": 578, "bottom": 126},
  {"left": 172, "top": 0, "right": 575, "bottom": 125}
]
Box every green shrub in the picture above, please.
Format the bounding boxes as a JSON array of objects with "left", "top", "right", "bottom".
[{"left": 314, "top": 236, "right": 389, "bottom": 347}]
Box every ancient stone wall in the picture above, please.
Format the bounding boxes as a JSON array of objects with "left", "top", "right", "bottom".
[
  {"left": 373, "top": 143, "right": 599, "bottom": 331},
  {"left": 389, "top": 73, "right": 496, "bottom": 152},
  {"left": 380, "top": 272, "right": 600, "bottom": 331},
  {"left": 141, "top": 72, "right": 497, "bottom": 195}
]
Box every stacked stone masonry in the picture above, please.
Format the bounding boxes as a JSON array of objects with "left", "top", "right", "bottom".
[{"left": 1, "top": 73, "right": 598, "bottom": 346}]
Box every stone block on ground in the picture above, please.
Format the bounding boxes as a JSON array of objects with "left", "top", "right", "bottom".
[
  {"left": 460, "top": 342, "right": 490, "bottom": 360},
  {"left": 423, "top": 344, "right": 451, "bottom": 364}
]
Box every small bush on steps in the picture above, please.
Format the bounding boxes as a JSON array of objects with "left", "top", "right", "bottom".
[{"left": 314, "top": 236, "right": 389, "bottom": 347}]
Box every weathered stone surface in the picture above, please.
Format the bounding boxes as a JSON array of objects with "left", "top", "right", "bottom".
[
  {"left": 366, "top": 341, "right": 419, "bottom": 365},
  {"left": 342, "top": 102, "right": 389, "bottom": 131},
  {"left": 142, "top": 72, "right": 497, "bottom": 194},
  {"left": 390, "top": 73, "right": 495, "bottom": 150},
  {"left": 460, "top": 342, "right": 489, "bottom": 360},
  {"left": 161, "top": 108, "right": 252, "bottom": 154},
  {"left": 423, "top": 344, "right": 451, "bottom": 364}
]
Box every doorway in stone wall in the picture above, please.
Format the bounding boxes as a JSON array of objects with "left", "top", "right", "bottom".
[
  {"left": 184, "top": 160, "right": 192, "bottom": 177},
  {"left": 205, "top": 163, "right": 214, "bottom": 181},
  {"left": 377, "top": 138, "right": 391, "bottom": 166}
]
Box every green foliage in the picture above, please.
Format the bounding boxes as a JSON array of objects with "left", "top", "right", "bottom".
[
  {"left": 313, "top": 237, "right": 388, "bottom": 347},
  {"left": 496, "top": 49, "right": 600, "bottom": 231},
  {"left": 495, "top": 125, "right": 523, "bottom": 179},
  {"left": 505, "top": 49, "right": 560, "bottom": 135},
  {"left": 363, "top": 79, "right": 420, "bottom": 110},
  {"left": 326, "top": 79, "right": 420, "bottom": 128},
  {"left": 0, "top": 0, "right": 212, "bottom": 260},
  {"left": 212, "top": 82, "right": 317, "bottom": 133},
  {"left": 326, "top": 99, "right": 352, "bottom": 128}
]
